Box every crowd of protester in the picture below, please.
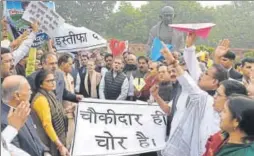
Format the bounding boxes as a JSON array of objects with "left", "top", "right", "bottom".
[{"left": 1, "top": 22, "right": 254, "bottom": 156}]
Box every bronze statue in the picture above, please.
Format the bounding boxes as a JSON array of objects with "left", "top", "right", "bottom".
[{"left": 147, "top": 6, "right": 184, "bottom": 56}]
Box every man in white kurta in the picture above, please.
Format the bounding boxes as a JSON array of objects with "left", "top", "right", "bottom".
[{"left": 156, "top": 34, "right": 229, "bottom": 156}]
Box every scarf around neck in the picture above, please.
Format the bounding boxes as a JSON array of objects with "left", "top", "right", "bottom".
[
  {"left": 84, "top": 71, "right": 101, "bottom": 98},
  {"left": 35, "top": 89, "right": 67, "bottom": 144}
]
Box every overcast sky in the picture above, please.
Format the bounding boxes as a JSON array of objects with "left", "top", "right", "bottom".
[{"left": 126, "top": 1, "right": 232, "bottom": 8}]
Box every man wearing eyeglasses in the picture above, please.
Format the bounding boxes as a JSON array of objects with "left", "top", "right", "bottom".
[
  {"left": 152, "top": 34, "right": 229, "bottom": 156},
  {"left": 1, "top": 75, "right": 51, "bottom": 156},
  {"left": 213, "top": 80, "right": 247, "bottom": 113},
  {"left": 27, "top": 52, "right": 83, "bottom": 104}
]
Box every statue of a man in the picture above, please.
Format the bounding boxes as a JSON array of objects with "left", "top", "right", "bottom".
[{"left": 147, "top": 6, "right": 184, "bottom": 56}]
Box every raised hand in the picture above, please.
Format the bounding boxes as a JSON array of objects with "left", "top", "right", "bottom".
[
  {"left": 214, "top": 39, "right": 230, "bottom": 57},
  {"left": 186, "top": 32, "right": 197, "bottom": 48},
  {"left": 160, "top": 41, "right": 176, "bottom": 65},
  {"left": 8, "top": 101, "right": 31, "bottom": 131}
]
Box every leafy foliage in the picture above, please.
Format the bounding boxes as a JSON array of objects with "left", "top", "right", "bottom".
[
  {"left": 244, "top": 51, "right": 254, "bottom": 57},
  {"left": 55, "top": 1, "right": 254, "bottom": 48},
  {"left": 196, "top": 45, "right": 215, "bottom": 53}
]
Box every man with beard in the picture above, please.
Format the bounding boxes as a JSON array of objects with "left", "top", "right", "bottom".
[
  {"left": 1, "top": 22, "right": 38, "bottom": 82},
  {"left": 27, "top": 52, "right": 83, "bottom": 104},
  {"left": 123, "top": 53, "right": 137, "bottom": 101},
  {"left": 1, "top": 48, "right": 16, "bottom": 82},
  {"left": 99, "top": 57, "right": 129, "bottom": 100},
  {"left": 133, "top": 56, "right": 149, "bottom": 79},
  {"left": 153, "top": 34, "right": 229, "bottom": 156}
]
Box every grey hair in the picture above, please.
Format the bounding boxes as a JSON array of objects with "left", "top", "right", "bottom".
[{"left": 1, "top": 79, "right": 25, "bottom": 103}]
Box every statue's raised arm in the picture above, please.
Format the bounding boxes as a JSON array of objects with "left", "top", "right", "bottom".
[{"left": 146, "top": 6, "right": 184, "bottom": 56}]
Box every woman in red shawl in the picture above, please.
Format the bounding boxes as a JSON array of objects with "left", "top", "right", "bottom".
[{"left": 203, "top": 95, "right": 254, "bottom": 156}]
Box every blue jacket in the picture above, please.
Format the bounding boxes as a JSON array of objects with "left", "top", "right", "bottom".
[{"left": 1, "top": 103, "right": 48, "bottom": 156}]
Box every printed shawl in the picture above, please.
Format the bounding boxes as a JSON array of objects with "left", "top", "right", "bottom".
[
  {"left": 161, "top": 93, "right": 208, "bottom": 156},
  {"left": 32, "top": 89, "right": 67, "bottom": 144}
]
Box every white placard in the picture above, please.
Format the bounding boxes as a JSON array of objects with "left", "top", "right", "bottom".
[
  {"left": 53, "top": 23, "right": 107, "bottom": 53},
  {"left": 22, "top": 1, "right": 65, "bottom": 37},
  {"left": 71, "top": 99, "right": 167, "bottom": 156}
]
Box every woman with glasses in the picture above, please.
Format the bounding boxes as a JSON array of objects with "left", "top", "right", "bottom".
[
  {"left": 31, "top": 69, "right": 69, "bottom": 156},
  {"left": 203, "top": 95, "right": 254, "bottom": 156}
]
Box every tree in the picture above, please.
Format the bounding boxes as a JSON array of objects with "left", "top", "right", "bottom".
[
  {"left": 244, "top": 51, "right": 254, "bottom": 57},
  {"left": 55, "top": 1, "right": 117, "bottom": 36},
  {"left": 210, "top": 1, "right": 254, "bottom": 48},
  {"left": 55, "top": 1, "right": 254, "bottom": 48},
  {"left": 104, "top": 2, "right": 148, "bottom": 43}
]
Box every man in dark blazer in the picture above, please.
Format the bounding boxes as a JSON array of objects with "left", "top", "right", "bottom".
[
  {"left": 78, "top": 54, "right": 89, "bottom": 97},
  {"left": 1, "top": 75, "right": 50, "bottom": 156},
  {"left": 220, "top": 51, "right": 243, "bottom": 80},
  {"left": 27, "top": 52, "right": 82, "bottom": 103}
]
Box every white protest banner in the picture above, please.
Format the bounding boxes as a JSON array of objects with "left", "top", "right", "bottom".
[
  {"left": 71, "top": 99, "right": 166, "bottom": 156},
  {"left": 22, "top": 1, "right": 65, "bottom": 37},
  {"left": 53, "top": 23, "right": 107, "bottom": 53}
]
